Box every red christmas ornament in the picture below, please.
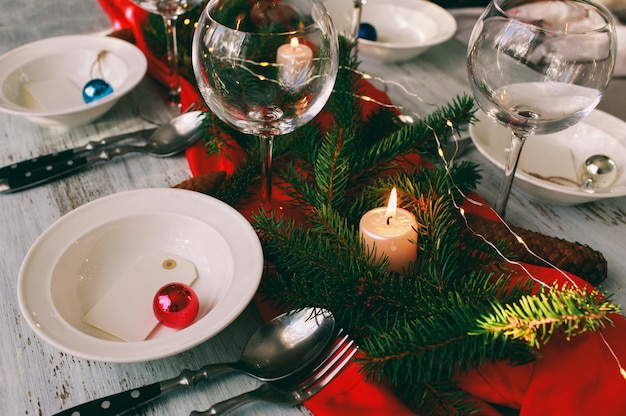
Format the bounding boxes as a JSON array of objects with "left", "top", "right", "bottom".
[{"left": 153, "top": 283, "right": 199, "bottom": 329}]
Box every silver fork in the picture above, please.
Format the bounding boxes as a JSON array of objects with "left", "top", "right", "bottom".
[{"left": 190, "top": 333, "right": 357, "bottom": 415}]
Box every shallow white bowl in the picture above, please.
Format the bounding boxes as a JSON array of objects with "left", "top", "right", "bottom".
[
  {"left": 357, "top": 0, "right": 457, "bottom": 63},
  {"left": 470, "top": 109, "right": 626, "bottom": 205},
  {"left": 17, "top": 188, "right": 264, "bottom": 362},
  {"left": 0, "top": 35, "right": 146, "bottom": 127}
]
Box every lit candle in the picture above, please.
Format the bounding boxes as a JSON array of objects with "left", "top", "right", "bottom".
[
  {"left": 276, "top": 37, "right": 313, "bottom": 89},
  {"left": 359, "top": 188, "right": 418, "bottom": 273}
]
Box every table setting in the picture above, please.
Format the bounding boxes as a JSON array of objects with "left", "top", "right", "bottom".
[{"left": 2, "top": 0, "right": 626, "bottom": 415}]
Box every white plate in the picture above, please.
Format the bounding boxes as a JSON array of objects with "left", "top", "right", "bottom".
[
  {"left": 357, "top": 0, "right": 457, "bottom": 63},
  {"left": 0, "top": 35, "right": 146, "bottom": 127},
  {"left": 470, "top": 109, "right": 626, "bottom": 205},
  {"left": 17, "top": 188, "right": 263, "bottom": 362}
]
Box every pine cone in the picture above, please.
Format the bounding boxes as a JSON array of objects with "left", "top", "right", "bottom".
[
  {"left": 173, "top": 171, "right": 227, "bottom": 196},
  {"left": 107, "top": 29, "right": 135, "bottom": 44},
  {"left": 465, "top": 213, "right": 607, "bottom": 286}
]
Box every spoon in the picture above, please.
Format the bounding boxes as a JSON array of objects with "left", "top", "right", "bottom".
[
  {"left": 53, "top": 307, "right": 336, "bottom": 416},
  {"left": 581, "top": 154, "right": 618, "bottom": 192},
  {"left": 0, "top": 110, "right": 205, "bottom": 193}
]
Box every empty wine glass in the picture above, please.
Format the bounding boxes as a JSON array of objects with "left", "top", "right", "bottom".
[
  {"left": 130, "top": 0, "right": 203, "bottom": 110},
  {"left": 467, "top": 0, "right": 616, "bottom": 216},
  {"left": 192, "top": 0, "right": 339, "bottom": 203}
]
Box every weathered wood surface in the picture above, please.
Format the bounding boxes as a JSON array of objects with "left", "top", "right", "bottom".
[{"left": 1, "top": 2, "right": 624, "bottom": 415}]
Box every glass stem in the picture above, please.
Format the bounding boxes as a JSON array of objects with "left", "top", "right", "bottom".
[
  {"left": 259, "top": 135, "right": 274, "bottom": 201},
  {"left": 162, "top": 15, "right": 182, "bottom": 107},
  {"left": 494, "top": 131, "right": 526, "bottom": 217},
  {"left": 350, "top": 0, "right": 364, "bottom": 42}
]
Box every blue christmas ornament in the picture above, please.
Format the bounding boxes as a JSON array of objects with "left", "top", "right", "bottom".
[
  {"left": 82, "top": 78, "right": 114, "bottom": 104},
  {"left": 359, "top": 23, "right": 377, "bottom": 41}
]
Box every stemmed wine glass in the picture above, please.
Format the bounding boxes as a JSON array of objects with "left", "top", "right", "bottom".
[
  {"left": 130, "top": 0, "right": 203, "bottom": 110},
  {"left": 467, "top": 0, "right": 616, "bottom": 216},
  {"left": 192, "top": 0, "right": 339, "bottom": 203}
]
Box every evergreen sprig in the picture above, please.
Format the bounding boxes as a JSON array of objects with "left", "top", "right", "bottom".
[
  {"left": 142, "top": 16, "right": 622, "bottom": 413},
  {"left": 473, "top": 286, "right": 620, "bottom": 348}
]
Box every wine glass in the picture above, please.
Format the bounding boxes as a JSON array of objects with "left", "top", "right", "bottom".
[
  {"left": 467, "top": 0, "right": 616, "bottom": 216},
  {"left": 192, "top": 0, "right": 339, "bottom": 202},
  {"left": 130, "top": 0, "right": 203, "bottom": 110}
]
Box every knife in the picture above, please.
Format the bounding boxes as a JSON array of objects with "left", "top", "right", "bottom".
[{"left": 0, "top": 127, "right": 157, "bottom": 180}]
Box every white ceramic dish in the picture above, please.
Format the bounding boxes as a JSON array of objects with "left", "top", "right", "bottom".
[
  {"left": 358, "top": 0, "right": 457, "bottom": 63},
  {"left": 470, "top": 109, "right": 626, "bottom": 205},
  {"left": 0, "top": 35, "right": 146, "bottom": 127},
  {"left": 17, "top": 188, "right": 264, "bottom": 362}
]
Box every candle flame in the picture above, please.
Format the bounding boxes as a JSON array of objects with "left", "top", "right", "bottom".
[
  {"left": 290, "top": 37, "right": 299, "bottom": 48},
  {"left": 386, "top": 188, "right": 397, "bottom": 223}
]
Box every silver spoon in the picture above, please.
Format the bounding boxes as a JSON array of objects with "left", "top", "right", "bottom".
[
  {"left": 53, "top": 307, "right": 336, "bottom": 416},
  {"left": 0, "top": 110, "right": 205, "bottom": 193},
  {"left": 581, "top": 154, "right": 618, "bottom": 192}
]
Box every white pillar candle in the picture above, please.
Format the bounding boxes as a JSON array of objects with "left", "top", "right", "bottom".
[
  {"left": 276, "top": 37, "right": 313, "bottom": 89},
  {"left": 359, "top": 188, "right": 418, "bottom": 273}
]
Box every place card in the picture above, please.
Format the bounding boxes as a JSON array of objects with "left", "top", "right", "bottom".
[
  {"left": 20, "top": 77, "right": 83, "bottom": 110},
  {"left": 520, "top": 140, "right": 578, "bottom": 187},
  {"left": 83, "top": 251, "right": 197, "bottom": 342}
]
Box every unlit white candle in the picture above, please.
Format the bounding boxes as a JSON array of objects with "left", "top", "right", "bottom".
[{"left": 359, "top": 188, "right": 418, "bottom": 273}]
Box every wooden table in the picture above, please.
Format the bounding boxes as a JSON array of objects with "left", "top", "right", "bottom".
[{"left": 1, "top": 2, "right": 624, "bottom": 415}]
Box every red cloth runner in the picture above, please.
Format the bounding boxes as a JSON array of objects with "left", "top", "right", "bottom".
[{"left": 98, "top": 2, "right": 626, "bottom": 414}]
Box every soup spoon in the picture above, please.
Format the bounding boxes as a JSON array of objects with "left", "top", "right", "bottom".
[
  {"left": 0, "top": 110, "right": 205, "bottom": 193},
  {"left": 53, "top": 307, "right": 335, "bottom": 416}
]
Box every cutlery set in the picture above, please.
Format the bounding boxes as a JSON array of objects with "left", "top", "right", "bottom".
[
  {"left": 53, "top": 308, "right": 357, "bottom": 416},
  {"left": 0, "top": 110, "right": 205, "bottom": 193},
  {"left": 192, "top": 334, "right": 357, "bottom": 416}
]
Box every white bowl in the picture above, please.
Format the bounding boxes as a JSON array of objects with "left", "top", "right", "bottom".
[
  {"left": 0, "top": 35, "right": 146, "bottom": 127},
  {"left": 357, "top": 0, "right": 457, "bottom": 63},
  {"left": 470, "top": 109, "right": 626, "bottom": 205},
  {"left": 17, "top": 188, "right": 264, "bottom": 362}
]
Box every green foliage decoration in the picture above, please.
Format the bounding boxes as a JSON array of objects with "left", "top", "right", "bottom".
[{"left": 142, "top": 9, "right": 621, "bottom": 413}]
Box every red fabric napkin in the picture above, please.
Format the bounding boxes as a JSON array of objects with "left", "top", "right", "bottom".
[{"left": 98, "top": 2, "right": 626, "bottom": 414}]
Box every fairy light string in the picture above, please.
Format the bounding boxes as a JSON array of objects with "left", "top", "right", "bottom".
[
  {"left": 145, "top": 0, "right": 626, "bottom": 385},
  {"left": 177, "top": 29, "right": 626, "bottom": 380},
  {"left": 342, "top": 65, "right": 626, "bottom": 380}
]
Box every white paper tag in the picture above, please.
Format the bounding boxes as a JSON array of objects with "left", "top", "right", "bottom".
[
  {"left": 520, "top": 140, "right": 578, "bottom": 187},
  {"left": 83, "top": 251, "right": 197, "bottom": 342},
  {"left": 21, "top": 77, "right": 83, "bottom": 110}
]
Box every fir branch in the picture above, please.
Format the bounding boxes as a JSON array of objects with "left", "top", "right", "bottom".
[
  {"left": 326, "top": 36, "right": 364, "bottom": 131},
  {"left": 472, "top": 286, "right": 620, "bottom": 348},
  {"left": 142, "top": 18, "right": 621, "bottom": 413},
  {"left": 350, "top": 95, "right": 476, "bottom": 173},
  {"left": 358, "top": 300, "right": 536, "bottom": 380},
  {"left": 213, "top": 158, "right": 259, "bottom": 207},
  {"left": 199, "top": 110, "right": 248, "bottom": 158},
  {"left": 313, "top": 127, "right": 352, "bottom": 208}
]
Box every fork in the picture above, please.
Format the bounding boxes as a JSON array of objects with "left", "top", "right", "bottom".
[{"left": 190, "top": 333, "right": 358, "bottom": 415}]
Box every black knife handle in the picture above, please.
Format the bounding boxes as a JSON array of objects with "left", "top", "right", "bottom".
[
  {"left": 53, "top": 382, "right": 162, "bottom": 416},
  {"left": 0, "top": 149, "right": 74, "bottom": 178},
  {"left": 0, "top": 155, "right": 89, "bottom": 193},
  {"left": 0, "top": 127, "right": 157, "bottom": 180}
]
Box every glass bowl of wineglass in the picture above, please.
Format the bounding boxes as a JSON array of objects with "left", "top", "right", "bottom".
[
  {"left": 129, "top": 0, "right": 203, "bottom": 111},
  {"left": 192, "top": 0, "right": 339, "bottom": 204},
  {"left": 467, "top": 0, "right": 617, "bottom": 216}
]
